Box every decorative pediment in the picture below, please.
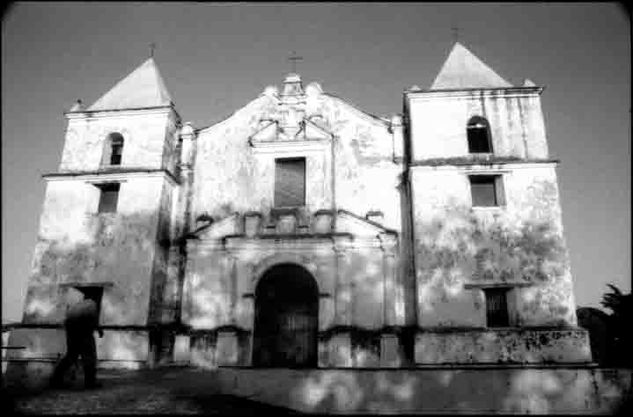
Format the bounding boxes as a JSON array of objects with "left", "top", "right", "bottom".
[
  {"left": 335, "top": 209, "right": 396, "bottom": 237},
  {"left": 302, "top": 119, "right": 332, "bottom": 140},
  {"left": 189, "top": 209, "right": 396, "bottom": 243},
  {"left": 250, "top": 120, "right": 279, "bottom": 142},
  {"left": 250, "top": 117, "right": 332, "bottom": 145}
]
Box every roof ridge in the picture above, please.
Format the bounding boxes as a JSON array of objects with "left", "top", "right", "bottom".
[
  {"left": 88, "top": 57, "right": 173, "bottom": 111},
  {"left": 430, "top": 42, "right": 512, "bottom": 90}
]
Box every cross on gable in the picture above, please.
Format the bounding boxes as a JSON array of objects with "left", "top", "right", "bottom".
[
  {"left": 451, "top": 26, "right": 460, "bottom": 42},
  {"left": 288, "top": 51, "right": 303, "bottom": 73}
]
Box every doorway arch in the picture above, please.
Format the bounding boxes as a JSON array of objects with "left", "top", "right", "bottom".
[{"left": 252, "top": 263, "right": 319, "bottom": 368}]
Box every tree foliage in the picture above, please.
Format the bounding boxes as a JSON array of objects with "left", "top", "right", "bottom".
[{"left": 600, "top": 284, "right": 632, "bottom": 367}]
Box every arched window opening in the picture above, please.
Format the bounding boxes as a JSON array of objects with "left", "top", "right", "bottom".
[
  {"left": 102, "top": 132, "right": 124, "bottom": 166},
  {"left": 467, "top": 116, "right": 492, "bottom": 154}
]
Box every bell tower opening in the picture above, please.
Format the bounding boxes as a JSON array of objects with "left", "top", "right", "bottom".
[{"left": 252, "top": 263, "right": 318, "bottom": 368}]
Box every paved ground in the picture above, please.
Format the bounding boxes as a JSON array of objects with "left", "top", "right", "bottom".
[{"left": 2, "top": 367, "right": 299, "bottom": 415}]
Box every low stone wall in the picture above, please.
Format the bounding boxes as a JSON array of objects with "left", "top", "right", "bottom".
[
  {"left": 215, "top": 367, "right": 632, "bottom": 414},
  {"left": 416, "top": 328, "right": 591, "bottom": 364}
]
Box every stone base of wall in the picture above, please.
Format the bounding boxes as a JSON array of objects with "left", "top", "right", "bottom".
[
  {"left": 6, "top": 327, "right": 152, "bottom": 363},
  {"left": 214, "top": 367, "right": 632, "bottom": 414},
  {"left": 415, "top": 327, "right": 592, "bottom": 364},
  {"left": 3, "top": 326, "right": 154, "bottom": 388},
  {"left": 182, "top": 327, "right": 413, "bottom": 368}
]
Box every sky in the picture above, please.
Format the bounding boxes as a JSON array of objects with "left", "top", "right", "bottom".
[{"left": 1, "top": 2, "right": 630, "bottom": 323}]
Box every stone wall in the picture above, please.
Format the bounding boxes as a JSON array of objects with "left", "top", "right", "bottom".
[
  {"left": 410, "top": 164, "right": 577, "bottom": 328},
  {"left": 192, "top": 82, "right": 402, "bottom": 232},
  {"left": 6, "top": 328, "right": 149, "bottom": 367},
  {"left": 180, "top": 209, "right": 405, "bottom": 367},
  {"left": 407, "top": 88, "right": 548, "bottom": 161},
  {"left": 60, "top": 109, "right": 179, "bottom": 173},
  {"left": 415, "top": 328, "right": 591, "bottom": 364},
  {"left": 22, "top": 176, "right": 171, "bottom": 327}
]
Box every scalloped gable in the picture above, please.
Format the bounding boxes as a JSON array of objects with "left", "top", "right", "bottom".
[
  {"left": 88, "top": 58, "right": 173, "bottom": 111},
  {"left": 197, "top": 94, "right": 278, "bottom": 137},
  {"left": 430, "top": 42, "right": 512, "bottom": 90}
]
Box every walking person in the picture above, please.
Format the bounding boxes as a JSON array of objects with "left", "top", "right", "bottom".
[{"left": 50, "top": 289, "right": 103, "bottom": 389}]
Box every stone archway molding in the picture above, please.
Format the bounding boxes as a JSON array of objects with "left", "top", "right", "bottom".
[{"left": 250, "top": 253, "right": 320, "bottom": 293}]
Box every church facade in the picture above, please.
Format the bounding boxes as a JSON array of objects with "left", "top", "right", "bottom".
[{"left": 7, "top": 43, "right": 591, "bottom": 370}]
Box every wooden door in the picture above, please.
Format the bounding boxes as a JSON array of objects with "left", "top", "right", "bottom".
[{"left": 253, "top": 264, "right": 318, "bottom": 367}]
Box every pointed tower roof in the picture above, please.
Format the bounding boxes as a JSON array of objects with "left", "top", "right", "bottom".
[
  {"left": 430, "top": 42, "right": 512, "bottom": 90},
  {"left": 88, "top": 58, "right": 173, "bottom": 111}
]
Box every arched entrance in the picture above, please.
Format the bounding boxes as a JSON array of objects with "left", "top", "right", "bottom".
[{"left": 253, "top": 263, "right": 319, "bottom": 368}]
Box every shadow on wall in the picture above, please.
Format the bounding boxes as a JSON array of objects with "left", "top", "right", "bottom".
[
  {"left": 181, "top": 239, "right": 406, "bottom": 327},
  {"left": 219, "top": 368, "right": 631, "bottom": 414},
  {"left": 8, "top": 211, "right": 172, "bottom": 373},
  {"left": 23, "top": 212, "right": 165, "bottom": 326},
  {"left": 415, "top": 200, "right": 575, "bottom": 327},
  {"left": 182, "top": 200, "right": 579, "bottom": 366}
]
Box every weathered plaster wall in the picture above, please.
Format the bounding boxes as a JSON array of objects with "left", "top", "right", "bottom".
[
  {"left": 416, "top": 329, "right": 591, "bottom": 364},
  {"left": 180, "top": 210, "right": 405, "bottom": 367},
  {"left": 22, "top": 176, "right": 170, "bottom": 326},
  {"left": 193, "top": 95, "right": 280, "bottom": 220},
  {"left": 6, "top": 328, "right": 149, "bottom": 366},
  {"left": 60, "top": 109, "right": 179, "bottom": 173},
  {"left": 192, "top": 84, "right": 402, "bottom": 232},
  {"left": 407, "top": 90, "right": 548, "bottom": 161},
  {"left": 182, "top": 212, "right": 402, "bottom": 334},
  {"left": 183, "top": 242, "right": 358, "bottom": 331},
  {"left": 187, "top": 83, "right": 407, "bottom": 367},
  {"left": 312, "top": 94, "right": 402, "bottom": 231},
  {"left": 148, "top": 179, "right": 175, "bottom": 324},
  {"left": 410, "top": 164, "right": 576, "bottom": 328}
]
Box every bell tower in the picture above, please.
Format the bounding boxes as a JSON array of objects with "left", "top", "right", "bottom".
[
  {"left": 403, "top": 42, "right": 591, "bottom": 365},
  {"left": 8, "top": 57, "right": 183, "bottom": 370}
]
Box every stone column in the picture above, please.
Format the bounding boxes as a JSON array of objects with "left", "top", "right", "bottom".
[
  {"left": 216, "top": 330, "right": 239, "bottom": 366},
  {"left": 331, "top": 239, "right": 353, "bottom": 367},
  {"left": 380, "top": 234, "right": 401, "bottom": 367},
  {"left": 380, "top": 234, "right": 399, "bottom": 326},
  {"left": 226, "top": 253, "right": 238, "bottom": 324},
  {"left": 314, "top": 210, "right": 334, "bottom": 234},
  {"left": 334, "top": 241, "right": 352, "bottom": 326},
  {"left": 173, "top": 335, "right": 191, "bottom": 364},
  {"left": 390, "top": 114, "right": 404, "bottom": 161},
  {"left": 380, "top": 333, "right": 400, "bottom": 368},
  {"left": 329, "top": 332, "right": 353, "bottom": 367},
  {"left": 243, "top": 212, "right": 262, "bottom": 237},
  {"left": 179, "top": 122, "right": 197, "bottom": 231},
  {"left": 175, "top": 122, "right": 197, "bottom": 325}
]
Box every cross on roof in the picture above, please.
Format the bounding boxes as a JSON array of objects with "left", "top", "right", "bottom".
[
  {"left": 288, "top": 51, "right": 303, "bottom": 73},
  {"left": 150, "top": 42, "right": 156, "bottom": 58},
  {"left": 451, "top": 26, "right": 460, "bottom": 42}
]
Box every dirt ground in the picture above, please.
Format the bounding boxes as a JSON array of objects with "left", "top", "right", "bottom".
[{"left": 2, "top": 367, "right": 299, "bottom": 415}]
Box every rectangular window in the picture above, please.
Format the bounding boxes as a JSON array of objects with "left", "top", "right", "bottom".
[
  {"left": 469, "top": 175, "right": 505, "bottom": 207},
  {"left": 484, "top": 288, "right": 510, "bottom": 328},
  {"left": 97, "top": 183, "right": 120, "bottom": 213},
  {"left": 274, "top": 158, "right": 306, "bottom": 207}
]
